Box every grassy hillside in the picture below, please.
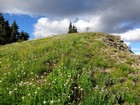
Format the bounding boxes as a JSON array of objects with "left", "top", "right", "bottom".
[{"left": 0, "top": 32, "right": 140, "bottom": 105}]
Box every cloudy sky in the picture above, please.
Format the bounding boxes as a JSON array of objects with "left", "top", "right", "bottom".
[{"left": 0, "top": 0, "right": 140, "bottom": 54}]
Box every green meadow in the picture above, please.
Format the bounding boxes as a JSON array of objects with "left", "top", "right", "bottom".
[{"left": 0, "top": 32, "right": 140, "bottom": 105}]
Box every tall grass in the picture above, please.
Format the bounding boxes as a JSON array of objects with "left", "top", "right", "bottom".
[{"left": 0, "top": 32, "right": 139, "bottom": 104}]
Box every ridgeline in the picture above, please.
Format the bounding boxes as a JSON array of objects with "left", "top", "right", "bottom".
[{"left": 0, "top": 32, "right": 140, "bottom": 105}]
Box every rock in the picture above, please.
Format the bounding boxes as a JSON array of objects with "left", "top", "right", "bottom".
[{"left": 103, "top": 35, "right": 131, "bottom": 52}]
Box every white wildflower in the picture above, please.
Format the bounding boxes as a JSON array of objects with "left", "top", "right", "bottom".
[
  {"left": 9, "top": 91, "right": 13, "bottom": 95},
  {"left": 22, "top": 96, "right": 25, "bottom": 100},
  {"left": 50, "top": 100, "right": 54, "bottom": 104},
  {"left": 43, "top": 100, "right": 47, "bottom": 104},
  {"left": 35, "top": 91, "right": 37, "bottom": 94}
]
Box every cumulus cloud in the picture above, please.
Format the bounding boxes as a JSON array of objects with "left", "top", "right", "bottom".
[
  {"left": 124, "top": 42, "right": 131, "bottom": 50},
  {"left": 33, "top": 16, "right": 103, "bottom": 38},
  {"left": 1, "top": 0, "right": 140, "bottom": 40},
  {"left": 33, "top": 18, "right": 70, "bottom": 38},
  {"left": 120, "top": 28, "right": 140, "bottom": 41},
  {"left": 135, "top": 52, "right": 140, "bottom": 55}
]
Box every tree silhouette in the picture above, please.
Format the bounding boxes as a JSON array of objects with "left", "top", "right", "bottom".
[
  {"left": 68, "top": 22, "right": 78, "bottom": 33},
  {"left": 0, "top": 13, "right": 30, "bottom": 45}
]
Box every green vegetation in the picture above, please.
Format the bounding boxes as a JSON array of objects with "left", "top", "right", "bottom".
[
  {"left": 0, "top": 32, "right": 140, "bottom": 105},
  {"left": 0, "top": 13, "right": 29, "bottom": 45}
]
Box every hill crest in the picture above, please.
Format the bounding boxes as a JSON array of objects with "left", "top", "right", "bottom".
[{"left": 0, "top": 32, "right": 140, "bottom": 104}]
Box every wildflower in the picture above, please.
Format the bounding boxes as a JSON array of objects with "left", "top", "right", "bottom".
[
  {"left": 28, "top": 94, "right": 31, "bottom": 96},
  {"left": 44, "top": 72, "right": 47, "bottom": 75},
  {"left": 43, "top": 100, "right": 46, "bottom": 104},
  {"left": 35, "top": 91, "right": 37, "bottom": 94},
  {"left": 41, "top": 76, "right": 43, "bottom": 79},
  {"left": 44, "top": 79, "right": 47, "bottom": 82},
  {"left": 50, "top": 100, "right": 54, "bottom": 104},
  {"left": 95, "top": 85, "right": 98, "bottom": 89},
  {"left": 29, "top": 82, "right": 33, "bottom": 85},
  {"left": 80, "top": 88, "right": 83, "bottom": 91},
  {"left": 68, "top": 75, "right": 71, "bottom": 78},
  {"left": 0, "top": 80, "right": 2, "bottom": 83},
  {"left": 52, "top": 81, "right": 55, "bottom": 84},
  {"left": 74, "top": 86, "right": 77, "bottom": 89},
  {"left": 58, "top": 99, "right": 60, "bottom": 102},
  {"left": 22, "top": 96, "right": 25, "bottom": 100},
  {"left": 14, "top": 88, "right": 17, "bottom": 91},
  {"left": 9, "top": 91, "right": 13, "bottom": 95},
  {"left": 64, "top": 83, "right": 66, "bottom": 87},
  {"left": 30, "top": 72, "right": 33, "bottom": 75}
]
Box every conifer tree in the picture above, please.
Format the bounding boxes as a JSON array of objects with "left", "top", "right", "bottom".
[
  {"left": 0, "top": 13, "right": 30, "bottom": 45},
  {"left": 18, "top": 31, "right": 29, "bottom": 41},
  {"left": 0, "top": 13, "right": 5, "bottom": 44},
  {"left": 72, "top": 25, "right": 78, "bottom": 33},
  {"left": 68, "top": 22, "right": 73, "bottom": 33},
  {"left": 0, "top": 13, "right": 9, "bottom": 44},
  {"left": 68, "top": 22, "right": 78, "bottom": 33},
  {"left": 4, "top": 20, "right": 11, "bottom": 43},
  {"left": 11, "top": 20, "right": 19, "bottom": 42}
]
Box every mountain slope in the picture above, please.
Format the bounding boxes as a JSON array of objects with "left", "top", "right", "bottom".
[{"left": 0, "top": 32, "right": 140, "bottom": 105}]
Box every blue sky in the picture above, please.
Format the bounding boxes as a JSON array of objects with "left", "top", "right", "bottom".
[
  {"left": 3, "top": 14, "right": 38, "bottom": 39},
  {"left": 1, "top": 0, "right": 140, "bottom": 54}
]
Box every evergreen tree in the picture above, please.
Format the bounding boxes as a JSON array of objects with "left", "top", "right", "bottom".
[
  {"left": 11, "top": 20, "right": 19, "bottom": 42},
  {"left": 0, "top": 13, "right": 30, "bottom": 45},
  {"left": 68, "top": 22, "right": 78, "bottom": 33},
  {"left": 0, "top": 13, "right": 5, "bottom": 44},
  {"left": 4, "top": 20, "right": 11, "bottom": 43},
  {"left": 68, "top": 22, "right": 73, "bottom": 33},
  {"left": 18, "top": 31, "right": 29, "bottom": 41},
  {"left": 0, "top": 13, "right": 11, "bottom": 44},
  {"left": 72, "top": 25, "right": 78, "bottom": 33}
]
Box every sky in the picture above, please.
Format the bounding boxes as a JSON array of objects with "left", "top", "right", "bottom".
[{"left": 0, "top": 0, "right": 140, "bottom": 54}]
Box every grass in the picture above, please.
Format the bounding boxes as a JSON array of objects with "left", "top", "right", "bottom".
[{"left": 0, "top": 32, "right": 140, "bottom": 105}]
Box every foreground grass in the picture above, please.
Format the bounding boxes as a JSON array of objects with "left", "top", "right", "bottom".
[{"left": 0, "top": 32, "right": 140, "bottom": 105}]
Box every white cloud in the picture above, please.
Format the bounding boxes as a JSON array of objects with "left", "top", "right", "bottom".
[
  {"left": 120, "top": 28, "right": 140, "bottom": 41},
  {"left": 124, "top": 42, "right": 131, "bottom": 46},
  {"left": 124, "top": 42, "right": 131, "bottom": 50},
  {"left": 74, "top": 16, "right": 102, "bottom": 32},
  {"left": 33, "top": 18, "right": 70, "bottom": 38},
  {"left": 33, "top": 16, "right": 102, "bottom": 38},
  {"left": 135, "top": 52, "right": 140, "bottom": 55},
  {"left": 1, "top": 0, "right": 140, "bottom": 33}
]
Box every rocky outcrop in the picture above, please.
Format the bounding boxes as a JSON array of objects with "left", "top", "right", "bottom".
[{"left": 103, "top": 35, "right": 132, "bottom": 53}]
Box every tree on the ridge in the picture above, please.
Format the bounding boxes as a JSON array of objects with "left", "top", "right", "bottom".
[
  {"left": 0, "top": 13, "right": 6, "bottom": 44},
  {"left": 0, "top": 13, "right": 30, "bottom": 45},
  {"left": 0, "top": 13, "right": 11, "bottom": 44},
  {"left": 68, "top": 22, "right": 78, "bottom": 33},
  {"left": 4, "top": 20, "right": 12, "bottom": 43},
  {"left": 72, "top": 25, "right": 78, "bottom": 33},
  {"left": 18, "top": 31, "right": 29, "bottom": 41},
  {"left": 11, "top": 20, "right": 19, "bottom": 42},
  {"left": 68, "top": 22, "right": 73, "bottom": 33}
]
